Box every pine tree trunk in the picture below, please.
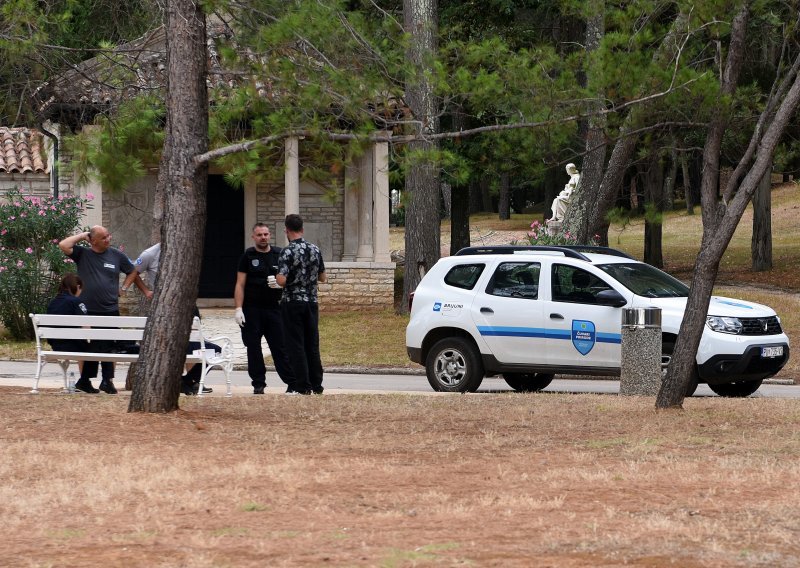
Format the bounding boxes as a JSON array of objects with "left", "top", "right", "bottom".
[
  {"left": 682, "top": 153, "right": 694, "bottom": 214},
  {"left": 480, "top": 176, "right": 492, "bottom": 212},
  {"left": 562, "top": 6, "right": 606, "bottom": 243},
  {"left": 468, "top": 179, "right": 482, "bottom": 214},
  {"left": 128, "top": 0, "right": 209, "bottom": 412},
  {"left": 751, "top": 166, "right": 773, "bottom": 271},
  {"left": 401, "top": 0, "right": 440, "bottom": 313},
  {"left": 450, "top": 185, "right": 470, "bottom": 255},
  {"left": 440, "top": 182, "right": 452, "bottom": 219},
  {"left": 655, "top": 6, "right": 795, "bottom": 408},
  {"left": 642, "top": 152, "right": 665, "bottom": 268},
  {"left": 498, "top": 172, "right": 510, "bottom": 220}
]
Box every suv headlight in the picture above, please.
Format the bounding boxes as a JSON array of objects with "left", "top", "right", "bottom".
[{"left": 706, "top": 315, "right": 743, "bottom": 335}]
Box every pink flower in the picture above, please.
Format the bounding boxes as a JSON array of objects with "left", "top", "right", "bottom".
[
  {"left": 0, "top": 229, "right": 6, "bottom": 235},
  {"left": 16, "top": 260, "right": 24, "bottom": 268},
  {"left": 86, "top": 192, "right": 95, "bottom": 200},
  {"left": 63, "top": 258, "right": 74, "bottom": 264},
  {"left": 8, "top": 216, "right": 14, "bottom": 221},
  {"left": 25, "top": 247, "right": 33, "bottom": 254},
  {"left": 38, "top": 210, "right": 46, "bottom": 216},
  {"left": 0, "top": 266, "right": 5, "bottom": 273},
  {"left": 50, "top": 205, "right": 57, "bottom": 210}
]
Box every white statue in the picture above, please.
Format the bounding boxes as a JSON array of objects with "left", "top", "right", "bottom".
[{"left": 550, "top": 163, "right": 580, "bottom": 222}]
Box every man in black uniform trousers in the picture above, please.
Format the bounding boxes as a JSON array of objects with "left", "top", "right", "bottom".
[{"left": 234, "top": 222, "right": 296, "bottom": 394}]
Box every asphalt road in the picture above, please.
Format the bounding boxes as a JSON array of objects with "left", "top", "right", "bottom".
[{"left": 2, "top": 360, "right": 798, "bottom": 398}]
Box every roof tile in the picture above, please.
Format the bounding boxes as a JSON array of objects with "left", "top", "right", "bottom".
[{"left": 0, "top": 128, "right": 49, "bottom": 174}]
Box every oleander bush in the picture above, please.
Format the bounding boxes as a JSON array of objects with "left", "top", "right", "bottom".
[{"left": 0, "top": 189, "right": 89, "bottom": 339}]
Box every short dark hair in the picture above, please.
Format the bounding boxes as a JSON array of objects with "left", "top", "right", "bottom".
[
  {"left": 59, "top": 273, "right": 83, "bottom": 295},
  {"left": 252, "top": 222, "right": 269, "bottom": 232},
  {"left": 285, "top": 214, "right": 303, "bottom": 232}
]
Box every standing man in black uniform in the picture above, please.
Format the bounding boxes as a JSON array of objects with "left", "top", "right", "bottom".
[{"left": 234, "top": 222, "right": 296, "bottom": 394}]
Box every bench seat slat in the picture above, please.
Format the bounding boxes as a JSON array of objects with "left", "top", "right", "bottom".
[
  {"left": 31, "top": 315, "right": 148, "bottom": 327},
  {"left": 38, "top": 328, "right": 146, "bottom": 341},
  {"left": 41, "top": 351, "right": 204, "bottom": 363}
]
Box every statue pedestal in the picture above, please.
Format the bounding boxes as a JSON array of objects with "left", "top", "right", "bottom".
[{"left": 546, "top": 219, "right": 562, "bottom": 237}]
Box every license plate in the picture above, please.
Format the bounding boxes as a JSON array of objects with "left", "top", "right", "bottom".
[{"left": 761, "top": 346, "right": 783, "bottom": 358}]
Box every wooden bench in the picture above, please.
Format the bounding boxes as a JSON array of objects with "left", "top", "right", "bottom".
[{"left": 29, "top": 314, "right": 235, "bottom": 397}]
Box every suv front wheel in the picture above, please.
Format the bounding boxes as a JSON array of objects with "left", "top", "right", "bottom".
[
  {"left": 708, "top": 379, "right": 763, "bottom": 397},
  {"left": 425, "top": 337, "right": 484, "bottom": 392},
  {"left": 503, "top": 373, "right": 554, "bottom": 392}
]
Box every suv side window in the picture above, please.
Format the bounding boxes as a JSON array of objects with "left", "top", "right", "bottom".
[
  {"left": 486, "top": 262, "right": 540, "bottom": 299},
  {"left": 444, "top": 263, "right": 485, "bottom": 290},
  {"left": 551, "top": 264, "right": 613, "bottom": 304}
]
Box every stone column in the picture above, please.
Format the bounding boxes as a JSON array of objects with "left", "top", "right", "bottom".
[
  {"left": 341, "top": 163, "right": 360, "bottom": 261},
  {"left": 243, "top": 178, "right": 257, "bottom": 246},
  {"left": 283, "top": 136, "right": 300, "bottom": 245},
  {"left": 356, "top": 146, "right": 374, "bottom": 261},
  {"left": 619, "top": 307, "right": 663, "bottom": 396},
  {"left": 372, "top": 137, "right": 391, "bottom": 262}
]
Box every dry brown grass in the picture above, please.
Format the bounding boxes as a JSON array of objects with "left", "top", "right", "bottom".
[{"left": 2, "top": 388, "right": 799, "bottom": 566}]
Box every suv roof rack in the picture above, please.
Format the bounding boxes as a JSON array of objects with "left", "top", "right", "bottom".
[
  {"left": 559, "top": 245, "right": 635, "bottom": 260},
  {"left": 453, "top": 245, "right": 636, "bottom": 261},
  {"left": 454, "top": 245, "right": 590, "bottom": 260}
]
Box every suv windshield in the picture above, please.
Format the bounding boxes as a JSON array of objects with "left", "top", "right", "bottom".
[{"left": 597, "top": 262, "right": 689, "bottom": 298}]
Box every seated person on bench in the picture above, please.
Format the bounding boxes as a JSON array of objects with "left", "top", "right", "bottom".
[{"left": 46, "top": 274, "right": 102, "bottom": 394}]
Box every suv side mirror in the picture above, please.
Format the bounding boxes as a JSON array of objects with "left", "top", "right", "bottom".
[{"left": 596, "top": 289, "right": 627, "bottom": 307}]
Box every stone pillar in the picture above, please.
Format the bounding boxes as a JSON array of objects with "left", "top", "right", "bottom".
[
  {"left": 372, "top": 138, "right": 391, "bottom": 262},
  {"left": 341, "top": 163, "right": 359, "bottom": 261},
  {"left": 243, "top": 178, "right": 257, "bottom": 246},
  {"left": 356, "top": 146, "right": 374, "bottom": 261},
  {"left": 619, "top": 307, "right": 662, "bottom": 396},
  {"left": 284, "top": 136, "right": 300, "bottom": 245},
  {"left": 546, "top": 219, "right": 561, "bottom": 237}
]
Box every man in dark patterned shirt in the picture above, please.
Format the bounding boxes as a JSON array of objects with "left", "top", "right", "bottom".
[{"left": 276, "top": 214, "right": 327, "bottom": 395}]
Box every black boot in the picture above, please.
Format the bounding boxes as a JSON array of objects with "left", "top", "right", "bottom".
[
  {"left": 98, "top": 379, "right": 117, "bottom": 394},
  {"left": 74, "top": 378, "right": 99, "bottom": 394}
]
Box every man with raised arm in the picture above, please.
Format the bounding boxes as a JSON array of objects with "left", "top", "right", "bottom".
[{"left": 58, "top": 225, "right": 139, "bottom": 394}]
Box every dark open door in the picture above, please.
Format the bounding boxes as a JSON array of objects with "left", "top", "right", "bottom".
[{"left": 199, "top": 175, "right": 244, "bottom": 297}]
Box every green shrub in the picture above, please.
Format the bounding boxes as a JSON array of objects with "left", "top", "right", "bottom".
[{"left": 0, "top": 190, "right": 89, "bottom": 339}]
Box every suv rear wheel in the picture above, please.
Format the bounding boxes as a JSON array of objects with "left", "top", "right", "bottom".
[
  {"left": 425, "top": 337, "right": 484, "bottom": 393},
  {"left": 503, "top": 373, "right": 554, "bottom": 392}
]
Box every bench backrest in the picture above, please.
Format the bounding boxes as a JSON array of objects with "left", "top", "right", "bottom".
[{"left": 30, "top": 314, "right": 207, "bottom": 345}]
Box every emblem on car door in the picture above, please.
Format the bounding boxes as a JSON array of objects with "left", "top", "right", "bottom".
[{"left": 572, "top": 320, "right": 596, "bottom": 356}]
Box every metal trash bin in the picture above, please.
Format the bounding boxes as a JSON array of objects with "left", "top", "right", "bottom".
[{"left": 620, "top": 307, "right": 662, "bottom": 396}]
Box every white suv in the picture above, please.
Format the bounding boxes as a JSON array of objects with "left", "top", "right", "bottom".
[{"left": 406, "top": 246, "right": 790, "bottom": 396}]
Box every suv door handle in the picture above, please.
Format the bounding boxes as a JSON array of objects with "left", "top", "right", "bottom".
[
  {"left": 480, "top": 307, "right": 494, "bottom": 314},
  {"left": 550, "top": 313, "right": 564, "bottom": 320}
]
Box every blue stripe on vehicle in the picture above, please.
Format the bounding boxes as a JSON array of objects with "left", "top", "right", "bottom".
[
  {"left": 477, "top": 326, "right": 621, "bottom": 343},
  {"left": 596, "top": 333, "right": 622, "bottom": 344}
]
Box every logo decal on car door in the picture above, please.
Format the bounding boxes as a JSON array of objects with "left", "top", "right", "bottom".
[{"left": 572, "top": 320, "right": 596, "bottom": 355}]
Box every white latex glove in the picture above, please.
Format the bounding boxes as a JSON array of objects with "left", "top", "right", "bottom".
[
  {"left": 267, "top": 275, "right": 282, "bottom": 289},
  {"left": 234, "top": 307, "right": 246, "bottom": 327}
]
